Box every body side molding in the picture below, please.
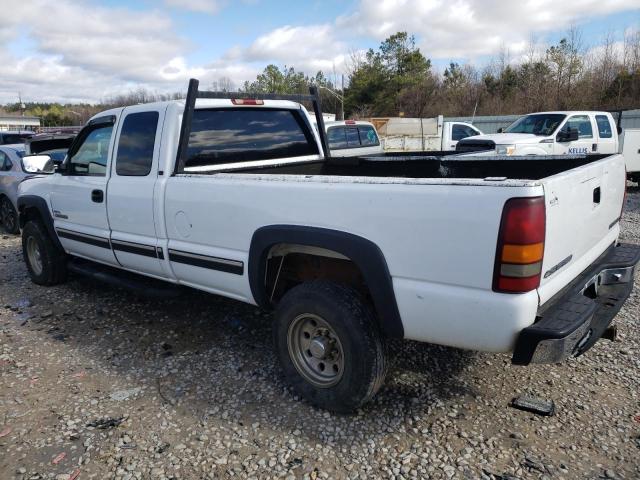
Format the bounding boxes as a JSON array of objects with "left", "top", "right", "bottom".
[{"left": 248, "top": 225, "right": 404, "bottom": 338}]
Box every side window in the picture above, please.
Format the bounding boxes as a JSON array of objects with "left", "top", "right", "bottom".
[
  {"left": 465, "top": 126, "right": 480, "bottom": 138},
  {"left": 327, "top": 127, "right": 347, "bottom": 149},
  {"left": 561, "top": 115, "right": 593, "bottom": 139},
  {"left": 452, "top": 124, "right": 472, "bottom": 141},
  {"left": 0, "top": 152, "right": 11, "bottom": 171},
  {"left": 358, "top": 125, "right": 380, "bottom": 146},
  {"left": 116, "top": 111, "right": 159, "bottom": 176},
  {"left": 596, "top": 115, "right": 613, "bottom": 139},
  {"left": 67, "top": 124, "right": 114, "bottom": 176},
  {"left": 345, "top": 128, "right": 360, "bottom": 147}
]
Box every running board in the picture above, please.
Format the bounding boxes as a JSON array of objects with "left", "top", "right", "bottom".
[{"left": 67, "top": 259, "right": 182, "bottom": 298}]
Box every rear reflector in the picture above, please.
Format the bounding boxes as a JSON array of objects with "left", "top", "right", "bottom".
[
  {"left": 231, "top": 99, "right": 264, "bottom": 105},
  {"left": 493, "top": 197, "right": 546, "bottom": 293}
]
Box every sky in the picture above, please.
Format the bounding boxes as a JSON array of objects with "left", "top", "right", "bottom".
[{"left": 0, "top": 0, "right": 639, "bottom": 104}]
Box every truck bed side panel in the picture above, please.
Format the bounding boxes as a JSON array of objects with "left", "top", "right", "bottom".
[{"left": 163, "top": 176, "right": 543, "bottom": 351}]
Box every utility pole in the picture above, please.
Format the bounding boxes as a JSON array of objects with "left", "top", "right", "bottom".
[{"left": 340, "top": 74, "right": 344, "bottom": 121}]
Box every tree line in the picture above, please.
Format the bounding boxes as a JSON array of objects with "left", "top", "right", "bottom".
[{"left": 2, "top": 26, "right": 638, "bottom": 126}]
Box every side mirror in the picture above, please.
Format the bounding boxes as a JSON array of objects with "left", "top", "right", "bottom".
[
  {"left": 497, "top": 127, "right": 504, "bottom": 133},
  {"left": 21, "top": 155, "right": 55, "bottom": 174},
  {"left": 557, "top": 127, "right": 579, "bottom": 142}
]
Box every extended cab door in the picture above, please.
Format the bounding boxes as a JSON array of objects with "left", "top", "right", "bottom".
[
  {"left": 594, "top": 114, "right": 618, "bottom": 154},
  {"left": 50, "top": 115, "right": 119, "bottom": 266},
  {"left": 554, "top": 114, "right": 597, "bottom": 155},
  {"left": 106, "top": 105, "right": 167, "bottom": 277}
]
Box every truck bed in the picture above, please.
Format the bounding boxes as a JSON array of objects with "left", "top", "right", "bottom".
[{"left": 217, "top": 153, "right": 609, "bottom": 181}]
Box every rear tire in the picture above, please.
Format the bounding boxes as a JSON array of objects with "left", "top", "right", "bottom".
[
  {"left": 22, "top": 220, "right": 67, "bottom": 285},
  {"left": 0, "top": 197, "right": 19, "bottom": 234},
  {"left": 274, "top": 280, "right": 387, "bottom": 413}
]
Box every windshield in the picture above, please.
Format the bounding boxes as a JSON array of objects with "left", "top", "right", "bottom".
[{"left": 505, "top": 114, "right": 566, "bottom": 136}]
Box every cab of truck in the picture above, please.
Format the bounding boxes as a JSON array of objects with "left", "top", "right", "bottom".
[
  {"left": 325, "top": 120, "right": 383, "bottom": 157},
  {"left": 456, "top": 111, "right": 619, "bottom": 156}
]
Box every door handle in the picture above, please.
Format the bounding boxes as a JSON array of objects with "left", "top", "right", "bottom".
[
  {"left": 91, "top": 189, "right": 104, "bottom": 203},
  {"left": 593, "top": 186, "right": 601, "bottom": 204}
]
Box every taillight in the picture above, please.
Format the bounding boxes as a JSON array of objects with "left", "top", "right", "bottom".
[
  {"left": 231, "top": 98, "right": 264, "bottom": 105},
  {"left": 493, "top": 197, "right": 546, "bottom": 293}
]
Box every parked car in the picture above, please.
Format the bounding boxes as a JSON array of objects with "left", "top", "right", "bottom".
[
  {"left": 374, "top": 116, "right": 482, "bottom": 152},
  {"left": 325, "top": 120, "right": 383, "bottom": 157},
  {"left": 0, "top": 130, "right": 34, "bottom": 145},
  {"left": 26, "top": 133, "right": 76, "bottom": 165},
  {"left": 0, "top": 144, "right": 55, "bottom": 234},
  {"left": 0, "top": 145, "right": 27, "bottom": 233},
  {"left": 17, "top": 79, "right": 640, "bottom": 412}
]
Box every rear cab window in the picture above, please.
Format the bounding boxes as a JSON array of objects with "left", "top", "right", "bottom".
[{"left": 183, "top": 108, "right": 319, "bottom": 171}]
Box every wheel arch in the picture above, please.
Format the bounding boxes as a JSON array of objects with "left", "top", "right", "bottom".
[
  {"left": 249, "top": 225, "right": 404, "bottom": 338},
  {"left": 17, "top": 195, "right": 63, "bottom": 250}
]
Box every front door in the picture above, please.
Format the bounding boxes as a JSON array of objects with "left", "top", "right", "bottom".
[
  {"left": 50, "top": 115, "right": 119, "bottom": 266},
  {"left": 107, "top": 105, "right": 167, "bottom": 278},
  {"left": 555, "top": 114, "right": 597, "bottom": 155}
]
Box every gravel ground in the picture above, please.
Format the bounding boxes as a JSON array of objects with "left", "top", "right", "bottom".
[{"left": 1, "top": 186, "right": 639, "bottom": 480}]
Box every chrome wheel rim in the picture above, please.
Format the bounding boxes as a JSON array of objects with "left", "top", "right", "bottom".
[
  {"left": 287, "top": 313, "right": 344, "bottom": 388},
  {"left": 26, "top": 236, "right": 43, "bottom": 276}
]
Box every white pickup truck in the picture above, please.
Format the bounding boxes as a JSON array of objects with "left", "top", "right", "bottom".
[
  {"left": 456, "top": 111, "right": 620, "bottom": 156},
  {"left": 456, "top": 111, "right": 640, "bottom": 184},
  {"left": 17, "top": 80, "right": 640, "bottom": 412},
  {"left": 374, "top": 115, "right": 482, "bottom": 152}
]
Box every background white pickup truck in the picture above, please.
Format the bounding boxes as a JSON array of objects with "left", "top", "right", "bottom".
[
  {"left": 17, "top": 79, "right": 640, "bottom": 412},
  {"left": 372, "top": 115, "right": 482, "bottom": 152},
  {"left": 324, "top": 120, "right": 383, "bottom": 157},
  {"left": 456, "top": 111, "right": 640, "bottom": 184}
]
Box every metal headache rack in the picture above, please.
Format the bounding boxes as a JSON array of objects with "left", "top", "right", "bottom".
[{"left": 174, "top": 78, "right": 331, "bottom": 174}]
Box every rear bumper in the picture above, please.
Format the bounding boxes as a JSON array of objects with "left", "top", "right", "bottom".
[{"left": 512, "top": 243, "right": 640, "bottom": 365}]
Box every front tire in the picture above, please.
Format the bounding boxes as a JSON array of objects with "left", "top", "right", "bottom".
[
  {"left": 0, "top": 197, "right": 19, "bottom": 234},
  {"left": 274, "top": 281, "right": 387, "bottom": 413},
  {"left": 22, "top": 220, "right": 68, "bottom": 285}
]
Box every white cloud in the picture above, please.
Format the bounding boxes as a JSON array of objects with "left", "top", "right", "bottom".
[
  {"left": 339, "top": 0, "right": 640, "bottom": 59},
  {"left": 164, "top": 0, "right": 221, "bottom": 14},
  {"left": 224, "top": 24, "right": 348, "bottom": 74},
  {"left": 0, "top": 0, "right": 638, "bottom": 103}
]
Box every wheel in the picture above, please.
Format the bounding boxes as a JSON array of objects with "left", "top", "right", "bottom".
[
  {"left": 274, "top": 280, "right": 387, "bottom": 412},
  {"left": 0, "top": 197, "right": 19, "bottom": 234},
  {"left": 21, "top": 220, "right": 67, "bottom": 285}
]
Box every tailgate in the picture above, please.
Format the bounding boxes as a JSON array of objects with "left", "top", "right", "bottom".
[{"left": 537, "top": 154, "right": 626, "bottom": 305}]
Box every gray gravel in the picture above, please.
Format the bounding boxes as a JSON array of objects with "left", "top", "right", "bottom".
[{"left": 1, "top": 185, "right": 639, "bottom": 480}]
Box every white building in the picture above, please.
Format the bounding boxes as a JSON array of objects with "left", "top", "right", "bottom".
[{"left": 0, "top": 114, "right": 41, "bottom": 131}]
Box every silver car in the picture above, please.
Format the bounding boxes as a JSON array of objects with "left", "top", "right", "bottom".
[{"left": 0, "top": 144, "right": 27, "bottom": 233}]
